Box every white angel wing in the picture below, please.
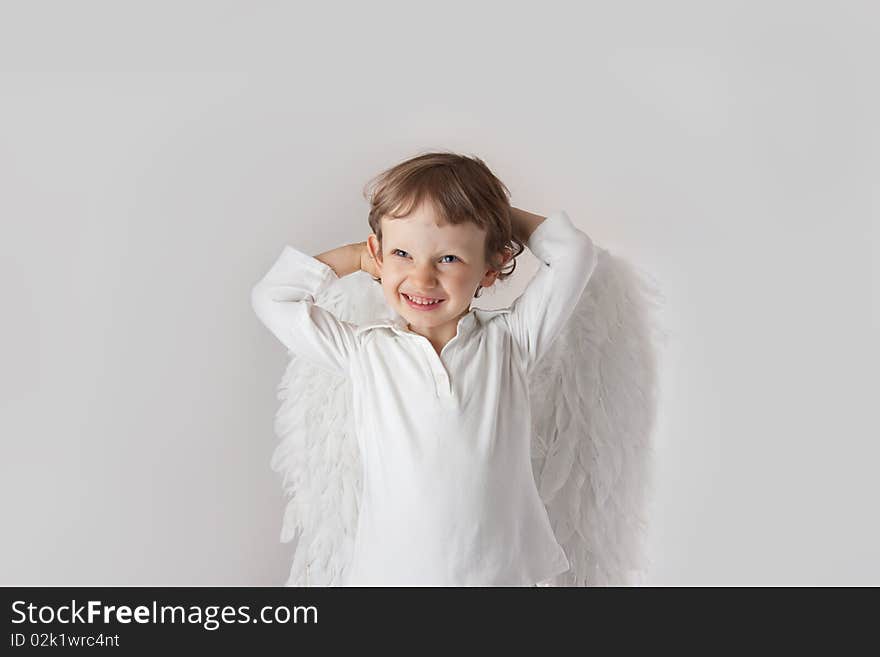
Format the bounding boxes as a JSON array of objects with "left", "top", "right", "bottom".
[
  {"left": 270, "top": 270, "right": 388, "bottom": 586},
  {"left": 529, "top": 246, "right": 665, "bottom": 586}
]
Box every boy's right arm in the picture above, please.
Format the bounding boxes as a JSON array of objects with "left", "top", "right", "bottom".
[{"left": 251, "top": 243, "right": 365, "bottom": 376}]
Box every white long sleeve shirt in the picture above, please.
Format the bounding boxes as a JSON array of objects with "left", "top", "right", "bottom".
[{"left": 251, "top": 210, "right": 598, "bottom": 586}]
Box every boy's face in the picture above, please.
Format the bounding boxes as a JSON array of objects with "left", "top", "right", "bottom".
[{"left": 366, "top": 199, "right": 505, "bottom": 337}]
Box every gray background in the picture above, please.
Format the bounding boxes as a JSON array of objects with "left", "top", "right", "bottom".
[{"left": 1, "top": 1, "right": 876, "bottom": 585}]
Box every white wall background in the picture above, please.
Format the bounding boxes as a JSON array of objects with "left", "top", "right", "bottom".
[{"left": 1, "top": 1, "right": 876, "bottom": 585}]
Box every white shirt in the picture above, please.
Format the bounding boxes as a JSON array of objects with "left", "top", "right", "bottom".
[{"left": 251, "top": 210, "right": 598, "bottom": 586}]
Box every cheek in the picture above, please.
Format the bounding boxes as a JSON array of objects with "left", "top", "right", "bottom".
[
  {"left": 381, "top": 262, "right": 402, "bottom": 283},
  {"left": 451, "top": 268, "right": 481, "bottom": 286},
  {"left": 380, "top": 268, "right": 404, "bottom": 293}
]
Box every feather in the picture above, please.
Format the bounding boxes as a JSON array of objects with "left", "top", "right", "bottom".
[
  {"left": 269, "top": 270, "right": 388, "bottom": 586},
  {"left": 529, "top": 247, "right": 665, "bottom": 586}
]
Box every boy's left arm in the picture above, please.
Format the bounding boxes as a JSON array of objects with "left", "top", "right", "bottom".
[{"left": 504, "top": 209, "right": 598, "bottom": 376}]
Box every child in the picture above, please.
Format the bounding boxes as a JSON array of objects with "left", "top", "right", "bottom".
[{"left": 251, "top": 151, "right": 598, "bottom": 586}]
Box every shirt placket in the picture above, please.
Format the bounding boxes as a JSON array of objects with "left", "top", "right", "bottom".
[
  {"left": 392, "top": 318, "right": 471, "bottom": 402},
  {"left": 416, "top": 340, "right": 453, "bottom": 399}
]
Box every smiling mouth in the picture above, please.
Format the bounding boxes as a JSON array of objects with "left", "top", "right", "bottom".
[{"left": 402, "top": 293, "right": 446, "bottom": 309}]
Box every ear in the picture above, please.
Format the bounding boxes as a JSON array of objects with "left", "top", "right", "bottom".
[
  {"left": 367, "top": 234, "right": 383, "bottom": 267},
  {"left": 479, "top": 249, "right": 514, "bottom": 288}
]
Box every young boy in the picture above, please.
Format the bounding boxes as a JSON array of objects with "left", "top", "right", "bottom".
[{"left": 251, "top": 152, "right": 598, "bottom": 585}]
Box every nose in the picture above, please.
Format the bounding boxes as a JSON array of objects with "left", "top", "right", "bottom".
[{"left": 410, "top": 261, "right": 439, "bottom": 290}]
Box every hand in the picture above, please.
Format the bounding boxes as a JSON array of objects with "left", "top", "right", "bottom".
[{"left": 358, "top": 242, "right": 380, "bottom": 279}]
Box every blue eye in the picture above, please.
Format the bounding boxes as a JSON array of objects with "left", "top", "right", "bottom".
[{"left": 391, "top": 249, "right": 459, "bottom": 263}]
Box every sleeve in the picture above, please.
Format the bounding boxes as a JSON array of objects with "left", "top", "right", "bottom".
[
  {"left": 504, "top": 210, "right": 598, "bottom": 376},
  {"left": 250, "top": 245, "right": 359, "bottom": 376}
]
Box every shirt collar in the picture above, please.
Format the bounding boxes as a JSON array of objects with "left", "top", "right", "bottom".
[{"left": 354, "top": 306, "right": 510, "bottom": 338}]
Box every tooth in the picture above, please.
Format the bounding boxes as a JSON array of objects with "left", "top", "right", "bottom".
[{"left": 407, "top": 294, "right": 439, "bottom": 304}]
